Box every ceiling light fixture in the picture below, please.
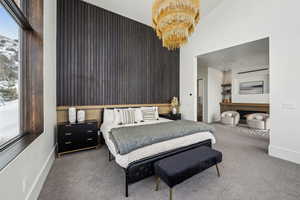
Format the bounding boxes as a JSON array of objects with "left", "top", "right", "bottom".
[{"left": 152, "top": 0, "right": 200, "bottom": 50}]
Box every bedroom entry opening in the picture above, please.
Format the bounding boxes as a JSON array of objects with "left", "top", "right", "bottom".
[{"left": 196, "top": 38, "right": 270, "bottom": 147}]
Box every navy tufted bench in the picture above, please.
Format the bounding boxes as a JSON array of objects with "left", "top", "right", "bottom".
[{"left": 154, "top": 146, "right": 222, "bottom": 200}]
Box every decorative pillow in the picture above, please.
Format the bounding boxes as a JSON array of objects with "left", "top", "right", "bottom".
[
  {"left": 113, "top": 109, "right": 122, "bottom": 125},
  {"left": 103, "top": 108, "right": 114, "bottom": 123},
  {"left": 154, "top": 107, "right": 159, "bottom": 119},
  {"left": 134, "top": 108, "right": 144, "bottom": 122},
  {"left": 141, "top": 107, "right": 159, "bottom": 121},
  {"left": 119, "top": 108, "right": 136, "bottom": 125},
  {"left": 254, "top": 115, "right": 264, "bottom": 120}
]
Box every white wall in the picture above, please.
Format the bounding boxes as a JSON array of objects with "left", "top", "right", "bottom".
[
  {"left": 197, "top": 65, "right": 223, "bottom": 123},
  {"left": 180, "top": 0, "right": 300, "bottom": 164},
  {"left": 0, "top": 0, "right": 57, "bottom": 199},
  {"left": 232, "top": 66, "right": 269, "bottom": 104},
  {"left": 207, "top": 68, "right": 223, "bottom": 123}
]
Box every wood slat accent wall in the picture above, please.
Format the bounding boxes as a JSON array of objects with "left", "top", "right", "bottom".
[{"left": 57, "top": 0, "right": 180, "bottom": 106}]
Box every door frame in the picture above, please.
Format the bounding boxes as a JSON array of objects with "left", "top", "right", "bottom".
[{"left": 197, "top": 78, "right": 205, "bottom": 121}]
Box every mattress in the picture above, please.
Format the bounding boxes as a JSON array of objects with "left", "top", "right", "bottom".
[{"left": 101, "top": 118, "right": 216, "bottom": 168}]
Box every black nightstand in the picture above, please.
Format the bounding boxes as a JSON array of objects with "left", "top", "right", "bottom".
[
  {"left": 159, "top": 113, "right": 182, "bottom": 120},
  {"left": 57, "top": 120, "right": 99, "bottom": 157}
]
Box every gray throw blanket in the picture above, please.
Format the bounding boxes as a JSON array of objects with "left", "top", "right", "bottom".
[{"left": 109, "top": 120, "right": 215, "bottom": 155}]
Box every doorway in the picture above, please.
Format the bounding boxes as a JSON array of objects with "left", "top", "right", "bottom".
[{"left": 197, "top": 79, "right": 204, "bottom": 122}]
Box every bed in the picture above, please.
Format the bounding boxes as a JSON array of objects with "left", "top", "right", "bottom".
[{"left": 100, "top": 109, "right": 216, "bottom": 197}]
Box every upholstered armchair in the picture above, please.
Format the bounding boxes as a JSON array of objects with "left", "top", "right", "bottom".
[
  {"left": 221, "top": 111, "right": 240, "bottom": 126},
  {"left": 246, "top": 113, "right": 270, "bottom": 130}
]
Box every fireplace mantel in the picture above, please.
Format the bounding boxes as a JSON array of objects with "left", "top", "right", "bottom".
[{"left": 220, "top": 103, "right": 269, "bottom": 113}]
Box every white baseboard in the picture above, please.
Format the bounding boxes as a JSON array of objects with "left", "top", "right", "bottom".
[
  {"left": 25, "top": 145, "right": 56, "bottom": 200},
  {"left": 269, "top": 145, "right": 300, "bottom": 165}
]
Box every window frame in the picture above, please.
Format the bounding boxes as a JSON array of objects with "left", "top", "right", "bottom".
[
  {"left": 0, "top": 0, "right": 28, "bottom": 151},
  {"left": 1, "top": 0, "right": 32, "bottom": 30},
  {"left": 0, "top": 0, "right": 43, "bottom": 170}
]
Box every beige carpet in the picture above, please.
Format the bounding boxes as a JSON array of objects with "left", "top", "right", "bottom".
[{"left": 38, "top": 124, "right": 300, "bottom": 200}]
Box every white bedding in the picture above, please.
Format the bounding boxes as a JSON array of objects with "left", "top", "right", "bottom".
[{"left": 100, "top": 118, "right": 216, "bottom": 168}]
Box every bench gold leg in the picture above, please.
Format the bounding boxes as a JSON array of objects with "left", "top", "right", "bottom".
[
  {"left": 169, "top": 188, "right": 173, "bottom": 200},
  {"left": 155, "top": 177, "right": 160, "bottom": 191},
  {"left": 216, "top": 164, "right": 221, "bottom": 177}
]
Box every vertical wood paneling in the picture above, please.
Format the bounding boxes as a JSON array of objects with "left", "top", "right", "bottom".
[{"left": 57, "top": 0, "right": 179, "bottom": 106}]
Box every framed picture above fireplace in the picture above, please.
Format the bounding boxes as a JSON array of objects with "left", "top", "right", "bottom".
[{"left": 239, "top": 81, "right": 264, "bottom": 95}]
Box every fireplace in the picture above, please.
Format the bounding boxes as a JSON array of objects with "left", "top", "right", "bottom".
[{"left": 237, "top": 110, "right": 267, "bottom": 124}]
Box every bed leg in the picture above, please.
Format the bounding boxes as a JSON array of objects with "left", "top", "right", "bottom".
[
  {"left": 125, "top": 181, "right": 128, "bottom": 197},
  {"left": 155, "top": 177, "right": 160, "bottom": 191},
  {"left": 216, "top": 164, "right": 221, "bottom": 177},
  {"left": 125, "top": 170, "right": 129, "bottom": 197},
  {"left": 109, "top": 151, "right": 113, "bottom": 162}
]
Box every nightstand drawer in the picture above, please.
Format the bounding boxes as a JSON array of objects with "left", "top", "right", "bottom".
[
  {"left": 59, "top": 123, "right": 97, "bottom": 132},
  {"left": 85, "top": 129, "right": 98, "bottom": 136},
  {"left": 58, "top": 140, "right": 78, "bottom": 152},
  {"left": 85, "top": 135, "right": 98, "bottom": 147},
  {"left": 85, "top": 122, "right": 98, "bottom": 129},
  {"left": 60, "top": 131, "right": 75, "bottom": 139},
  {"left": 58, "top": 131, "right": 81, "bottom": 143},
  {"left": 60, "top": 124, "right": 77, "bottom": 132}
]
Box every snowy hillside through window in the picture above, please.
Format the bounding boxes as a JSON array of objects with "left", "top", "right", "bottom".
[{"left": 0, "top": 4, "right": 20, "bottom": 146}]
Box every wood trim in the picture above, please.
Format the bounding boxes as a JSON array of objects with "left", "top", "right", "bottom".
[
  {"left": 57, "top": 103, "right": 172, "bottom": 111},
  {"left": 220, "top": 102, "right": 269, "bottom": 113},
  {"left": 57, "top": 146, "right": 99, "bottom": 157},
  {"left": 20, "top": 0, "right": 44, "bottom": 135}
]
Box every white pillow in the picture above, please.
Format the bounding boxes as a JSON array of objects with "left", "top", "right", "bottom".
[
  {"left": 119, "top": 108, "right": 136, "bottom": 125},
  {"left": 134, "top": 108, "right": 144, "bottom": 122},
  {"left": 103, "top": 109, "right": 114, "bottom": 123},
  {"left": 254, "top": 115, "right": 264, "bottom": 120},
  {"left": 141, "top": 107, "right": 159, "bottom": 121},
  {"left": 113, "top": 109, "right": 122, "bottom": 125},
  {"left": 154, "top": 107, "right": 159, "bottom": 119}
]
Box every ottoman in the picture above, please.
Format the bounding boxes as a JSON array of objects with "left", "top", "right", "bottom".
[{"left": 154, "top": 146, "right": 222, "bottom": 200}]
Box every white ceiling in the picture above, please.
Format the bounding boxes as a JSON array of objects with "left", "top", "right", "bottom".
[
  {"left": 83, "top": 0, "right": 223, "bottom": 26},
  {"left": 197, "top": 38, "right": 270, "bottom": 71}
]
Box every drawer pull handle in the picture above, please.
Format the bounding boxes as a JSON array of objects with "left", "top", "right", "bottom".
[
  {"left": 65, "top": 141, "right": 72, "bottom": 145},
  {"left": 87, "top": 138, "right": 93, "bottom": 141},
  {"left": 87, "top": 130, "right": 94, "bottom": 133},
  {"left": 65, "top": 132, "right": 72, "bottom": 136}
]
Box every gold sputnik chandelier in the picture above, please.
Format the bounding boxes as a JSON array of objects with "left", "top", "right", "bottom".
[{"left": 152, "top": 0, "right": 200, "bottom": 50}]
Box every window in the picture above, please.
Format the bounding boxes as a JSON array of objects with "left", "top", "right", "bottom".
[
  {"left": 0, "top": 4, "right": 21, "bottom": 148},
  {"left": 0, "top": 0, "right": 43, "bottom": 170}
]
